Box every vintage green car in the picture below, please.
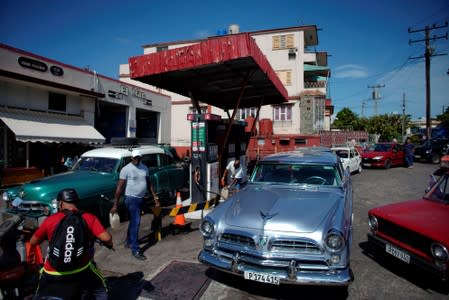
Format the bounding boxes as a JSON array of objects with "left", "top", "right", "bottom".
[{"left": 1, "top": 145, "right": 190, "bottom": 226}]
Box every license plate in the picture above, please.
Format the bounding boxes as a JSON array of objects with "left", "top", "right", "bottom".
[
  {"left": 386, "top": 244, "right": 410, "bottom": 264},
  {"left": 414, "top": 155, "right": 421, "bottom": 159},
  {"left": 363, "top": 163, "right": 371, "bottom": 167},
  {"left": 244, "top": 271, "right": 280, "bottom": 285}
]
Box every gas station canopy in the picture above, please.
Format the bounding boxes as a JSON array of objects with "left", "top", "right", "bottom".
[{"left": 129, "top": 33, "right": 289, "bottom": 110}]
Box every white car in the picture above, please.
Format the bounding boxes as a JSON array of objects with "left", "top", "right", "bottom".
[{"left": 331, "top": 146, "right": 362, "bottom": 174}]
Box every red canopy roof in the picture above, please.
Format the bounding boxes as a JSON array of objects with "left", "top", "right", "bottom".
[{"left": 129, "top": 33, "right": 288, "bottom": 110}]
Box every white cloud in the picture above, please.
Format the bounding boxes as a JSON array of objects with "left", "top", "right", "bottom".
[{"left": 334, "top": 64, "right": 369, "bottom": 79}]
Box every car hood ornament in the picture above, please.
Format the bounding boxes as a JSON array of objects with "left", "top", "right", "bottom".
[{"left": 260, "top": 211, "right": 278, "bottom": 225}]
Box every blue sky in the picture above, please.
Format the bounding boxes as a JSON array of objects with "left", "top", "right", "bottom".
[{"left": 1, "top": 0, "right": 448, "bottom": 120}]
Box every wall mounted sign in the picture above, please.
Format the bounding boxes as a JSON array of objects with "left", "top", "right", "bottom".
[
  {"left": 18, "top": 56, "right": 64, "bottom": 77},
  {"left": 50, "top": 66, "right": 64, "bottom": 76},
  {"left": 18, "top": 57, "right": 48, "bottom": 72}
]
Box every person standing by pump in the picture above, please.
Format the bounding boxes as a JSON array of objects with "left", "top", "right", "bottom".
[
  {"left": 110, "top": 149, "right": 159, "bottom": 261},
  {"left": 220, "top": 158, "right": 245, "bottom": 192}
]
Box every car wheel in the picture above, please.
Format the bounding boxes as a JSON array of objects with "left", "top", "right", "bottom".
[
  {"left": 384, "top": 159, "right": 391, "bottom": 169},
  {"left": 431, "top": 153, "right": 441, "bottom": 164}
]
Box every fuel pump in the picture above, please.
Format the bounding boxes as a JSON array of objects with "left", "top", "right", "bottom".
[{"left": 189, "top": 113, "right": 221, "bottom": 203}]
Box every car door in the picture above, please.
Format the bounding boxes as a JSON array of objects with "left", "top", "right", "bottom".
[
  {"left": 349, "top": 149, "right": 357, "bottom": 172},
  {"left": 142, "top": 153, "right": 168, "bottom": 195},
  {"left": 353, "top": 148, "right": 361, "bottom": 171},
  {"left": 391, "top": 143, "right": 404, "bottom": 166}
]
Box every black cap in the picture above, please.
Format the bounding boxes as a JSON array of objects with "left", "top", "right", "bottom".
[{"left": 57, "top": 188, "right": 79, "bottom": 204}]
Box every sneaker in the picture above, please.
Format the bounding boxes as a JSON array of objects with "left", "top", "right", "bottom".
[
  {"left": 408, "top": 166, "right": 413, "bottom": 169},
  {"left": 132, "top": 251, "right": 147, "bottom": 261}
]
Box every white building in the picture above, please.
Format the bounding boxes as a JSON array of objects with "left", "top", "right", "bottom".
[
  {"left": 120, "top": 25, "right": 332, "bottom": 157},
  {"left": 0, "top": 44, "right": 171, "bottom": 171}
]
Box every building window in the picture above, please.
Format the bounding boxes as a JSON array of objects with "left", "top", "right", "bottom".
[
  {"left": 272, "top": 34, "right": 294, "bottom": 50},
  {"left": 189, "top": 106, "right": 208, "bottom": 114},
  {"left": 275, "top": 70, "right": 292, "bottom": 86},
  {"left": 295, "top": 138, "right": 307, "bottom": 145},
  {"left": 238, "top": 107, "right": 257, "bottom": 120},
  {"left": 48, "top": 92, "right": 66, "bottom": 112},
  {"left": 273, "top": 105, "right": 292, "bottom": 121},
  {"left": 156, "top": 46, "right": 168, "bottom": 52}
]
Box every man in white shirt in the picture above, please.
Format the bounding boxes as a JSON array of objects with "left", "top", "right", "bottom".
[{"left": 220, "top": 158, "right": 244, "bottom": 191}]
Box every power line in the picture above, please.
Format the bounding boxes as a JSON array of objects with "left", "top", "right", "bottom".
[{"left": 408, "top": 21, "right": 448, "bottom": 139}]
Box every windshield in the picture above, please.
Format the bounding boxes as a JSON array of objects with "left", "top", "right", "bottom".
[
  {"left": 333, "top": 150, "right": 349, "bottom": 159},
  {"left": 426, "top": 172, "right": 449, "bottom": 204},
  {"left": 369, "top": 144, "right": 391, "bottom": 152},
  {"left": 72, "top": 157, "right": 119, "bottom": 173},
  {"left": 250, "top": 163, "right": 340, "bottom": 186}
]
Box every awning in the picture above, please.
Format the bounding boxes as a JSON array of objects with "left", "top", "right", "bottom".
[
  {"left": 304, "top": 64, "right": 329, "bottom": 72},
  {"left": 304, "top": 64, "right": 330, "bottom": 77},
  {"left": 0, "top": 107, "right": 105, "bottom": 144},
  {"left": 129, "top": 33, "right": 289, "bottom": 110}
]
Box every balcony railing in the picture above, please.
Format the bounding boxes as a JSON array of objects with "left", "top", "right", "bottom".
[{"left": 304, "top": 81, "right": 327, "bottom": 89}]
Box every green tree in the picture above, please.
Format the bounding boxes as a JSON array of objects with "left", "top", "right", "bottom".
[
  {"left": 332, "top": 108, "right": 359, "bottom": 129},
  {"left": 436, "top": 106, "right": 449, "bottom": 127},
  {"left": 332, "top": 108, "right": 412, "bottom": 142},
  {"left": 364, "top": 113, "right": 411, "bottom": 142}
]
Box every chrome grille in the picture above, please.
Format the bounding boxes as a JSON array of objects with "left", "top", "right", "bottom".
[
  {"left": 219, "top": 233, "right": 256, "bottom": 248},
  {"left": 15, "top": 201, "right": 48, "bottom": 212},
  {"left": 271, "top": 239, "right": 322, "bottom": 254}
]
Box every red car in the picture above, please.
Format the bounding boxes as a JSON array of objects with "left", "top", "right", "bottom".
[
  {"left": 367, "top": 171, "right": 449, "bottom": 282},
  {"left": 361, "top": 142, "right": 405, "bottom": 169}
]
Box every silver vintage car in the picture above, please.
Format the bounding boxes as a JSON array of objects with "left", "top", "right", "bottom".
[{"left": 198, "top": 149, "right": 353, "bottom": 287}]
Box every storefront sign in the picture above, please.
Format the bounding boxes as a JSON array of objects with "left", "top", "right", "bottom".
[
  {"left": 18, "top": 56, "right": 64, "bottom": 77},
  {"left": 120, "top": 85, "right": 129, "bottom": 95},
  {"left": 18, "top": 57, "right": 47, "bottom": 72},
  {"left": 50, "top": 66, "right": 64, "bottom": 76},
  {"left": 108, "top": 90, "right": 122, "bottom": 99}
]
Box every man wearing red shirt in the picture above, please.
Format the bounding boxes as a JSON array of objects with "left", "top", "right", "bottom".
[{"left": 30, "top": 188, "right": 113, "bottom": 300}]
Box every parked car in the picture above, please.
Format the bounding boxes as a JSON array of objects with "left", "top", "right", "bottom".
[
  {"left": 414, "top": 138, "right": 449, "bottom": 164},
  {"left": 198, "top": 149, "right": 354, "bottom": 288},
  {"left": 367, "top": 170, "right": 449, "bottom": 282},
  {"left": 331, "top": 146, "right": 362, "bottom": 174},
  {"left": 1, "top": 145, "right": 190, "bottom": 226},
  {"left": 361, "top": 142, "right": 404, "bottom": 169}
]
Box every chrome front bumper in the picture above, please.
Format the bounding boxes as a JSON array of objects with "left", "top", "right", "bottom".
[{"left": 198, "top": 250, "right": 353, "bottom": 286}]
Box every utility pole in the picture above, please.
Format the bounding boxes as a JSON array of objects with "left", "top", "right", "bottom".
[
  {"left": 361, "top": 99, "right": 366, "bottom": 117},
  {"left": 408, "top": 22, "right": 448, "bottom": 139},
  {"left": 402, "top": 93, "right": 406, "bottom": 142},
  {"left": 368, "top": 84, "right": 385, "bottom": 116}
]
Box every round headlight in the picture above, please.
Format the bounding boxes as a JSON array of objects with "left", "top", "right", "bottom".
[
  {"left": 2, "top": 191, "right": 10, "bottom": 202},
  {"left": 431, "top": 243, "right": 449, "bottom": 262},
  {"left": 368, "top": 215, "right": 378, "bottom": 231},
  {"left": 325, "top": 231, "right": 345, "bottom": 252},
  {"left": 50, "top": 198, "right": 58, "bottom": 214},
  {"left": 200, "top": 219, "right": 215, "bottom": 237}
]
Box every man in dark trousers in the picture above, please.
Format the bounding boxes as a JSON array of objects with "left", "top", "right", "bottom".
[
  {"left": 404, "top": 138, "right": 415, "bottom": 168},
  {"left": 110, "top": 149, "right": 159, "bottom": 260},
  {"left": 31, "top": 188, "right": 113, "bottom": 300}
]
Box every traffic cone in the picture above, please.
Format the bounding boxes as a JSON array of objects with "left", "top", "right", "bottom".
[{"left": 173, "top": 192, "right": 186, "bottom": 226}]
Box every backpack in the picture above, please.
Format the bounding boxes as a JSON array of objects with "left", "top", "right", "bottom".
[{"left": 48, "top": 210, "right": 90, "bottom": 271}]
